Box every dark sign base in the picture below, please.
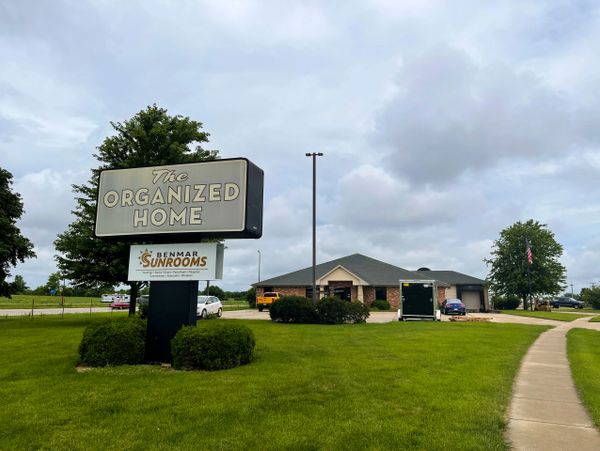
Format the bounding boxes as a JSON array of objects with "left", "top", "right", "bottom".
[{"left": 145, "top": 281, "right": 198, "bottom": 363}]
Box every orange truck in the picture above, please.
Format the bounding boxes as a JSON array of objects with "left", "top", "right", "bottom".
[{"left": 256, "top": 291, "right": 281, "bottom": 312}]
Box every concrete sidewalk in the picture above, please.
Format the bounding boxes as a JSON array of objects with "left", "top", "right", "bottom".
[{"left": 506, "top": 317, "right": 600, "bottom": 450}]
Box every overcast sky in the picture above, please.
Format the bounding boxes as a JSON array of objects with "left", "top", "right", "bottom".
[{"left": 2, "top": 0, "right": 600, "bottom": 293}]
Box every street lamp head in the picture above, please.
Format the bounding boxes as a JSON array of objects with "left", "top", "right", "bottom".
[{"left": 305, "top": 152, "right": 324, "bottom": 157}]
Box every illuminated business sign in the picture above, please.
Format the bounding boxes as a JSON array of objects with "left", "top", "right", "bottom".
[
  {"left": 95, "top": 158, "right": 263, "bottom": 240},
  {"left": 128, "top": 243, "right": 224, "bottom": 281}
]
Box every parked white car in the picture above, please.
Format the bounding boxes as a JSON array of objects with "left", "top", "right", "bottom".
[{"left": 197, "top": 296, "right": 223, "bottom": 318}]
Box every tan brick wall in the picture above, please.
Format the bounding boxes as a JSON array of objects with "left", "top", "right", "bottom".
[
  {"left": 277, "top": 287, "right": 307, "bottom": 297},
  {"left": 387, "top": 287, "right": 400, "bottom": 309},
  {"left": 363, "top": 286, "right": 376, "bottom": 305},
  {"left": 437, "top": 287, "right": 446, "bottom": 307}
]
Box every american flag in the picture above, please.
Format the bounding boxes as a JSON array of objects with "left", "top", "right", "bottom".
[{"left": 526, "top": 243, "right": 533, "bottom": 265}]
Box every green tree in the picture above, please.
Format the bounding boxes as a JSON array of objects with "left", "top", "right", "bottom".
[
  {"left": 9, "top": 274, "right": 29, "bottom": 294},
  {"left": 0, "top": 168, "right": 36, "bottom": 297},
  {"left": 246, "top": 287, "right": 256, "bottom": 308},
  {"left": 54, "top": 105, "right": 218, "bottom": 315},
  {"left": 581, "top": 287, "right": 600, "bottom": 309},
  {"left": 485, "top": 219, "right": 566, "bottom": 310},
  {"left": 46, "top": 272, "right": 62, "bottom": 293},
  {"left": 201, "top": 285, "right": 226, "bottom": 299}
]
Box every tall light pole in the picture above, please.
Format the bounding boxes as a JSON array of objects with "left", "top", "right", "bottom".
[
  {"left": 306, "top": 152, "right": 323, "bottom": 304},
  {"left": 257, "top": 250, "right": 261, "bottom": 282}
]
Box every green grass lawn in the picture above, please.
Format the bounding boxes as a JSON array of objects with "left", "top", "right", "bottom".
[
  {"left": 558, "top": 307, "right": 600, "bottom": 313},
  {"left": 588, "top": 316, "right": 600, "bottom": 322},
  {"left": 0, "top": 315, "right": 547, "bottom": 450},
  {"left": 568, "top": 329, "right": 600, "bottom": 427},
  {"left": 500, "top": 310, "right": 589, "bottom": 322},
  {"left": 0, "top": 294, "right": 105, "bottom": 309},
  {"left": 222, "top": 299, "right": 251, "bottom": 311},
  {"left": 0, "top": 296, "right": 251, "bottom": 312}
]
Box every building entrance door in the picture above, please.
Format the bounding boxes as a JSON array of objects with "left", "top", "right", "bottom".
[{"left": 332, "top": 286, "right": 351, "bottom": 301}]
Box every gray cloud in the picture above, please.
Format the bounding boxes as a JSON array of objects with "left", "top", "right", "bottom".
[
  {"left": 374, "top": 45, "right": 591, "bottom": 185},
  {"left": 3, "top": 0, "right": 600, "bottom": 295}
]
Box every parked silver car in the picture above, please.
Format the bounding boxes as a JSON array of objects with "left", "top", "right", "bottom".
[{"left": 197, "top": 296, "right": 223, "bottom": 318}]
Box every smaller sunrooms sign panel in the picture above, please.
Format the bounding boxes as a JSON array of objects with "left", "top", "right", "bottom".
[
  {"left": 128, "top": 243, "right": 223, "bottom": 281},
  {"left": 95, "top": 159, "right": 262, "bottom": 238}
]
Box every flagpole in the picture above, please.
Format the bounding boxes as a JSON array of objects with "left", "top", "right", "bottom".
[{"left": 525, "top": 237, "right": 533, "bottom": 311}]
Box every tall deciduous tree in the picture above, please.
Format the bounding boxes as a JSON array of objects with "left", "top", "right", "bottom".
[
  {"left": 0, "top": 168, "right": 35, "bottom": 297},
  {"left": 581, "top": 287, "right": 600, "bottom": 309},
  {"left": 55, "top": 105, "right": 218, "bottom": 315},
  {"left": 485, "top": 219, "right": 566, "bottom": 310}
]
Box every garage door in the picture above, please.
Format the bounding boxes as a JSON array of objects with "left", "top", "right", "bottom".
[{"left": 461, "top": 291, "right": 481, "bottom": 312}]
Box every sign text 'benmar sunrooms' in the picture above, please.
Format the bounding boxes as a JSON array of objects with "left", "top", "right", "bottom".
[{"left": 128, "top": 243, "right": 224, "bottom": 281}]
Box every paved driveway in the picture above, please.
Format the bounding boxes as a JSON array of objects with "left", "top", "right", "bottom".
[
  {"left": 4, "top": 308, "right": 596, "bottom": 328},
  {"left": 223, "top": 310, "right": 571, "bottom": 325}
]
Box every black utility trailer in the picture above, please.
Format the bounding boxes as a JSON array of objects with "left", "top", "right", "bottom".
[{"left": 397, "top": 279, "right": 440, "bottom": 321}]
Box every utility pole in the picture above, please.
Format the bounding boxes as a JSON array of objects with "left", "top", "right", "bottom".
[
  {"left": 257, "top": 250, "right": 261, "bottom": 282},
  {"left": 306, "top": 152, "right": 323, "bottom": 305}
]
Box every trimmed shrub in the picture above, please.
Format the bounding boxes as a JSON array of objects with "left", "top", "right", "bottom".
[
  {"left": 372, "top": 299, "right": 390, "bottom": 311},
  {"left": 171, "top": 322, "right": 255, "bottom": 371},
  {"left": 269, "top": 295, "right": 318, "bottom": 323},
  {"left": 315, "top": 297, "right": 370, "bottom": 324},
  {"left": 315, "top": 296, "right": 348, "bottom": 324},
  {"left": 79, "top": 317, "right": 146, "bottom": 367},
  {"left": 346, "top": 302, "right": 370, "bottom": 323},
  {"left": 493, "top": 295, "right": 521, "bottom": 310},
  {"left": 138, "top": 301, "right": 149, "bottom": 319}
]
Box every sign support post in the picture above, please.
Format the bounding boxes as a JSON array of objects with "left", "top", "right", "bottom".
[{"left": 145, "top": 280, "right": 199, "bottom": 362}]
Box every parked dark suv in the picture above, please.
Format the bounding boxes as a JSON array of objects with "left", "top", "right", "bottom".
[{"left": 550, "top": 297, "right": 584, "bottom": 309}]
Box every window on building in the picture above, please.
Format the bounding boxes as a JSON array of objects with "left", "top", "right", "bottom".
[
  {"left": 375, "top": 287, "right": 387, "bottom": 301},
  {"left": 306, "top": 287, "right": 313, "bottom": 299},
  {"left": 262, "top": 286, "right": 273, "bottom": 293}
]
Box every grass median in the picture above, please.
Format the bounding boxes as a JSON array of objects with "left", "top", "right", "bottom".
[
  {"left": 0, "top": 315, "right": 547, "bottom": 450},
  {"left": 568, "top": 328, "right": 600, "bottom": 426},
  {"left": 0, "top": 294, "right": 105, "bottom": 309},
  {"left": 500, "top": 310, "right": 589, "bottom": 322}
]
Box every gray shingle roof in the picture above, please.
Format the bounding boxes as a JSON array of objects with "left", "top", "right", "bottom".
[
  {"left": 255, "top": 254, "right": 444, "bottom": 287},
  {"left": 415, "top": 270, "right": 485, "bottom": 285}
]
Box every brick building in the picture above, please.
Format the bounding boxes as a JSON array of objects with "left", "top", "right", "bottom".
[{"left": 254, "top": 253, "right": 489, "bottom": 311}]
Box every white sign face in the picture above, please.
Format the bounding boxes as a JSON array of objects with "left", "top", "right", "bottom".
[
  {"left": 96, "top": 160, "right": 248, "bottom": 237},
  {"left": 128, "top": 243, "right": 223, "bottom": 281}
]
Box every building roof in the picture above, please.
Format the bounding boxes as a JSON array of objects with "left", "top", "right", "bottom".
[
  {"left": 255, "top": 254, "right": 447, "bottom": 287},
  {"left": 415, "top": 270, "right": 485, "bottom": 286}
]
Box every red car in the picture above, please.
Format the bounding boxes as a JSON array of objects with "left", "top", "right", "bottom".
[{"left": 110, "top": 300, "right": 130, "bottom": 310}]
